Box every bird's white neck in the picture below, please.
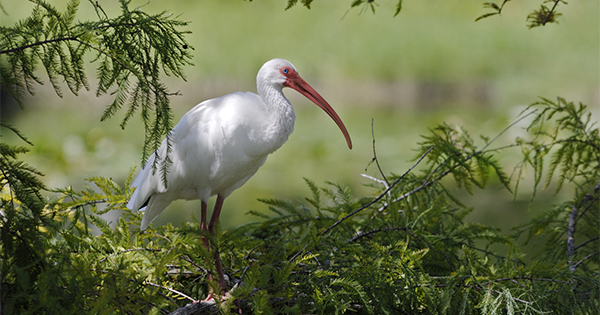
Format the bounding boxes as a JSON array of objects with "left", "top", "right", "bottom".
[{"left": 257, "top": 82, "right": 296, "bottom": 153}]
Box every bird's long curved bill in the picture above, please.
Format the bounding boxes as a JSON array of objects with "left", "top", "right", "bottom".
[{"left": 285, "top": 76, "right": 353, "bottom": 149}]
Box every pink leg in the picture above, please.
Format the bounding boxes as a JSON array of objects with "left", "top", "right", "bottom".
[
  {"left": 199, "top": 200, "right": 218, "bottom": 302},
  {"left": 207, "top": 194, "right": 225, "bottom": 235},
  {"left": 208, "top": 194, "right": 227, "bottom": 293},
  {"left": 200, "top": 201, "right": 209, "bottom": 249}
]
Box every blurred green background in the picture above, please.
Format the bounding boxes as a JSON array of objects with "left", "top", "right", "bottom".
[{"left": 2, "top": 1, "right": 598, "bottom": 238}]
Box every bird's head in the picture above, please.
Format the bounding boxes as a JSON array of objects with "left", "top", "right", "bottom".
[
  {"left": 257, "top": 58, "right": 353, "bottom": 149},
  {"left": 257, "top": 58, "right": 298, "bottom": 88}
]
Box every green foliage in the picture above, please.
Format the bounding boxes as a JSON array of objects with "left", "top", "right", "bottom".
[
  {"left": 526, "top": 1, "right": 566, "bottom": 29},
  {"left": 285, "top": 0, "right": 567, "bottom": 26},
  {"left": 511, "top": 98, "right": 599, "bottom": 278},
  {"left": 0, "top": 1, "right": 595, "bottom": 314},
  {"left": 475, "top": 1, "right": 511, "bottom": 22},
  {"left": 0, "top": 0, "right": 193, "bottom": 181},
  {"left": 1, "top": 98, "right": 598, "bottom": 314},
  {"left": 475, "top": 0, "right": 567, "bottom": 28}
]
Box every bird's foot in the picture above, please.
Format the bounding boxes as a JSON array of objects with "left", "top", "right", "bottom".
[
  {"left": 202, "top": 283, "right": 244, "bottom": 313},
  {"left": 201, "top": 290, "right": 231, "bottom": 302},
  {"left": 202, "top": 291, "right": 243, "bottom": 314}
]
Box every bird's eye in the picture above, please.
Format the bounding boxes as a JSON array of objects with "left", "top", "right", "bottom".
[{"left": 282, "top": 68, "right": 289, "bottom": 74}]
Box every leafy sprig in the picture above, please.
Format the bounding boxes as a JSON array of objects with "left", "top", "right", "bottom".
[
  {"left": 0, "top": 0, "right": 193, "bottom": 184},
  {"left": 1, "top": 98, "right": 598, "bottom": 314}
]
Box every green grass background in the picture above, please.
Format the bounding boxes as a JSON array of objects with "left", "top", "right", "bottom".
[{"left": 2, "top": 1, "right": 598, "bottom": 240}]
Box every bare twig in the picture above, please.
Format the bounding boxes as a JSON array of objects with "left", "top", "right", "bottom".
[
  {"left": 142, "top": 281, "right": 196, "bottom": 302},
  {"left": 369, "top": 119, "right": 389, "bottom": 186},
  {"left": 489, "top": 288, "right": 532, "bottom": 305},
  {"left": 575, "top": 194, "right": 599, "bottom": 223},
  {"left": 348, "top": 227, "right": 408, "bottom": 242},
  {"left": 0, "top": 36, "right": 80, "bottom": 55},
  {"left": 462, "top": 243, "right": 524, "bottom": 265},
  {"left": 571, "top": 251, "right": 600, "bottom": 270},
  {"left": 65, "top": 199, "right": 109, "bottom": 211},
  {"left": 360, "top": 174, "right": 391, "bottom": 200},
  {"left": 574, "top": 236, "right": 599, "bottom": 251},
  {"left": 542, "top": 0, "right": 562, "bottom": 25},
  {"left": 320, "top": 146, "right": 434, "bottom": 236},
  {"left": 181, "top": 254, "right": 209, "bottom": 274}
]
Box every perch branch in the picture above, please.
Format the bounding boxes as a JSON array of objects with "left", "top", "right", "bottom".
[{"left": 167, "top": 301, "right": 219, "bottom": 315}]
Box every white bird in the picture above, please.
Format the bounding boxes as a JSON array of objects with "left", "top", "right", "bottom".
[{"left": 127, "top": 58, "right": 352, "bottom": 293}]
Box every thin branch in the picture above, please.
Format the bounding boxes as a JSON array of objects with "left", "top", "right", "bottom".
[
  {"left": 360, "top": 174, "right": 390, "bottom": 200},
  {"left": 65, "top": 199, "right": 109, "bottom": 211},
  {"left": 0, "top": 36, "right": 79, "bottom": 55},
  {"left": 481, "top": 276, "right": 570, "bottom": 286},
  {"left": 542, "top": 0, "right": 562, "bottom": 25},
  {"left": 142, "top": 281, "right": 196, "bottom": 302},
  {"left": 462, "top": 243, "right": 524, "bottom": 265},
  {"left": 320, "top": 146, "right": 434, "bottom": 236},
  {"left": 575, "top": 194, "right": 599, "bottom": 224},
  {"left": 489, "top": 288, "right": 532, "bottom": 305},
  {"left": 483, "top": 108, "right": 538, "bottom": 153},
  {"left": 348, "top": 227, "right": 408, "bottom": 242},
  {"left": 571, "top": 251, "right": 600, "bottom": 270},
  {"left": 181, "top": 254, "right": 209, "bottom": 274},
  {"left": 383, "top": 110, "right": 537, "bottom": 210},
  {"left": 370, "top": 119, "right": 389, "bottom": 186},
  {"left": 574, "top": 236, "right": 599, "bottom": 251}
]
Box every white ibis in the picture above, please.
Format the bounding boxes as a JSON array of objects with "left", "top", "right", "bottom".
[{"left": 127, "top": 58, "right": 352, "bottom": 293}]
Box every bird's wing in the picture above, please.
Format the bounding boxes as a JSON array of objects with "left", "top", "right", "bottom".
[{"left": 127, "top": 92, "right": 267, "bottom": 229}]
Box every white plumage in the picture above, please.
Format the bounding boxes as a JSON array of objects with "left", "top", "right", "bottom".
[
  {"left": 127, "top": 91, "right": 289, "bottom": 229},
  {"left": 126, "top": 59, "right": 352, "bottom": 293},
  {"left": 128, "top": 58, "right": 351, "bottom": 229}
]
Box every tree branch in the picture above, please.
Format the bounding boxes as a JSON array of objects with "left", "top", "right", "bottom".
[
  {"left": 142, "top": 281, "right": 196, "bottom": 303},
  {"left": 574, "top": 236, "right": 599, "bottom": 251},
  {"left": 167, "top": 301, "right": 219, "bottom": 315},
  {"left": 320, "top": 146, "right": 434, "bottom": 236},
  {"left": 369, "top": 119, "right": 389, "bottom": 186},
  {"left": 571, "top": 251, "right": 600, "bottom": 270},
  {"left": 0, "top": 36, "right": 79, "bottom": 55},
  {"left": 541, "top": 0, "right": 562, "bottom": 25}
]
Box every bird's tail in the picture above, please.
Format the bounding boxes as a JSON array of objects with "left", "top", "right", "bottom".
[
  {"left": 127, "top": 153, "right": 169, "bottom": 230},
  {"left": 139, "top": 195, "right": 172, "bottom": 230}
]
